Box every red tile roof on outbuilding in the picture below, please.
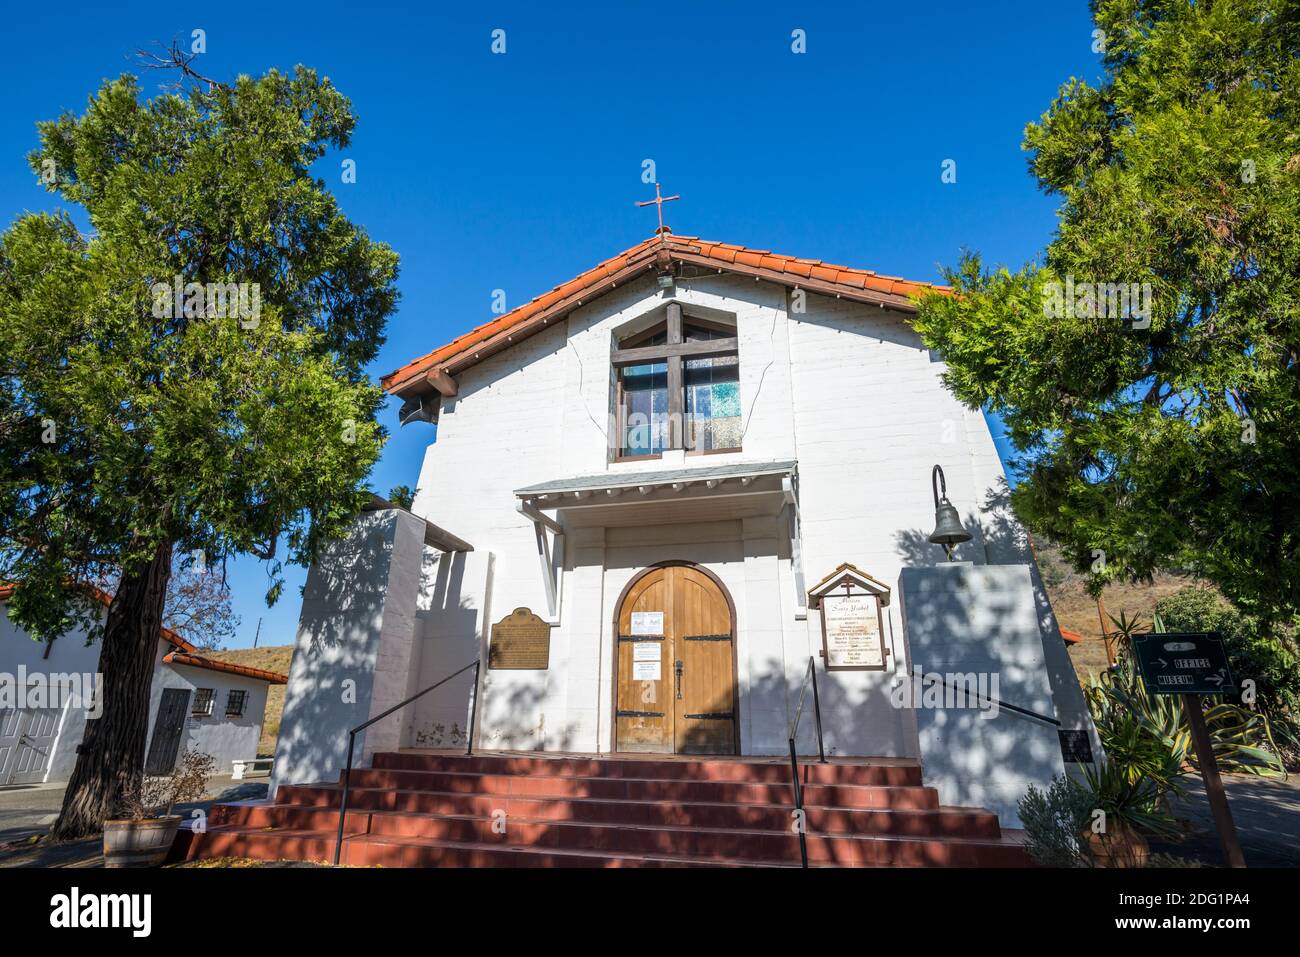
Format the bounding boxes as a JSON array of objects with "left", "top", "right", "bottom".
[
  {"left": 164, "top": 651, "right": 288, "bottom": 684},
  {"left": 1060, "top": 627, "right": 1085, "bottom": 645},
  {"left": 1, "top": 581, "right": 287, "bottom": 683}
]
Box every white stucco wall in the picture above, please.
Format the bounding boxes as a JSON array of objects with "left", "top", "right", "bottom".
[
  {"left": 0, "top": 607, "right": 102, "bottom": 784},
  {"left": 898, "top": 563, "right": 1069, "bottom": 827},
  {"left": 148, "top": 655, "right": 270, "bottom": 771},
  {"left": 2, "top": 599, "right": 276, "bottom": 784},
  {"left": 271, "top": 508, "right": 430, "bottom": 795},
  {"left": 387, "top": 271, "right": 1087, "bottom": 762}
]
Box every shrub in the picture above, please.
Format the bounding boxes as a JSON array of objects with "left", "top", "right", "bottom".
[
  {"left": 116, "top": 751, "right": 216, "bottom": 820},
  {"left": 1019, "top": 776, "right": 1093, "bottom": 867},
  {"left": 1154, "top": 587, "right": 1300, "bottom": 764}
]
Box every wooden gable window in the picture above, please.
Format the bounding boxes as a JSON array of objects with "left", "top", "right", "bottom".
[{"left": 613, "top": 303, "right": 741, "bottom": 459}]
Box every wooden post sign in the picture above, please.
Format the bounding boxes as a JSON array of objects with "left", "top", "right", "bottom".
[
  {"left": 1132, "top": 632, "right": 1246, "bottom": 868},
  {"left": 807, "top": 564, "right": 891, "bottom": 672},
  {"left": 488, "top": 607, "right": 551, "bottom": 670}
]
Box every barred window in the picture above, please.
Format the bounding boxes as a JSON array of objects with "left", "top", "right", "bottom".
[
  {"left": 225, "top": 690, "right": 248, "bottom": 718},
  {"left": 192, "top": 688, "right": 215, "bottom": 716}
]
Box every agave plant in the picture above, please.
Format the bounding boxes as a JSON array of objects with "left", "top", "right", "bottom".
[
  {"left": 1089, "top": 613, "right": 1286, "bottom": 780},
  {"left": 1073, "top": 755, "right": 1182, "bottom": 842}
]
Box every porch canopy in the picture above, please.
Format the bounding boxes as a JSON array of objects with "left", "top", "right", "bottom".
[
  {"left": 513, "top": 460, "right": 806, "bottom": 619},
  {"left": 514, "top": 459, "right": 798, "bottom": 528}
]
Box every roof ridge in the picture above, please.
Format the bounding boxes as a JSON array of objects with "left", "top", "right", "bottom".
[
  {"left": 164, "top": 650, "right": 288, "bottom": 684},
  {"left": 381, "top": 235, "right": 949, "bottom": 394}
]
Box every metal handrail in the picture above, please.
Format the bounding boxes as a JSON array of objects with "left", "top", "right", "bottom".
[
  {"left": 913, "top": 670, "right": 1061, "bottom": 727},
  {"left": 787, "top": 655, "right": 826, "bottom": 869},
  {"left": 333, "top": 659, "right": 482, "bottom": 866}
]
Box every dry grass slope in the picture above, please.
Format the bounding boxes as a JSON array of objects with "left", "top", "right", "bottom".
[
  {"left": 1034, "top": 540, "right": 1205, "bottom": 683},
  {"left": 204, "top": 645, "right": 294, "bottom": 757}
]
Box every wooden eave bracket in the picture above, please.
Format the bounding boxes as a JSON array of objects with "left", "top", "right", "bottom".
[
  {"left": 425, "top": 367, "right": 458, "bottom": 397},
  {"left": 516, "top": 500, "right": 564, "bottom": 625},
  {"left": 783, "top": 475, "right": 808, "bottom": 620}
]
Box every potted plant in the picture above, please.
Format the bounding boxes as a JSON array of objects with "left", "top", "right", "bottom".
[
  {"left": 103, "top": 750, "right": 216, "bottom": 867},
  {"left": 1075, "top": 758, "right": 1180, "bottom": 868}
]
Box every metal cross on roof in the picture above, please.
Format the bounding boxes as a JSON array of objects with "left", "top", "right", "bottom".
[{"left": 636, "top": 182, "right": 680, "bottom": 236}]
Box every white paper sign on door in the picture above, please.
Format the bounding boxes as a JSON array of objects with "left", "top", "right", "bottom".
[
  {"left": 632, "top": 661, "right": 662, "bottom": 681},
  {"left": 630, "top": 611, "right": 664, "bottom": 635},
  {"left": 633, "top": 643, "right": 661, "bottom": 662}
]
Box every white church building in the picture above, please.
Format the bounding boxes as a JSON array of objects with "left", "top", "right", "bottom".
[{"left": 269, "top": 228, "right": 1100, "bottom": 835}]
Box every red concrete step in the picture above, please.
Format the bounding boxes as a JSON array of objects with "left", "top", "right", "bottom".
[
  {"left": 371, "top": 751, "right": 923, "bottom": 787},
  {"left": 177, "top": 825, "right": 771, "bottom": 867},
  {"left": 212, "top": 796, "right": 1001, "bottom": 839},
  {"left": 179, "top": 822, "right": 1028, "bottom": 867},
  {"left": 181, "top": 750, "right": 1027, "bottom": 867},
  {"left": 324, "top": 770, "right": 941, "bottom": 810}
]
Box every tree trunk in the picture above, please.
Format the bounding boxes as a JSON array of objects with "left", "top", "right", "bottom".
[{"left": 50, "top": 538, "right": 174, "bottom": 839}]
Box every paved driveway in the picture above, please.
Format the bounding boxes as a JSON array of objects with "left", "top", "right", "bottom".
[
  {"left": 0, "top": 781, "right": 67, "bottom": 844},
  {"left": 1155, "top": 772, "right": 1300, "bottom": 867},
  {"left": 0, "top": 774, "right": 270, "bottom": 867}
]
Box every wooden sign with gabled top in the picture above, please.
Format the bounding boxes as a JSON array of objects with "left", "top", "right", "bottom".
[{"left": 807, "top": 563, "right": 891, "bottom": 672}]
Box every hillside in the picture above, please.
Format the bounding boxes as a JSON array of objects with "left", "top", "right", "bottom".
[
  {"left": 1034, "top": 540, "right": 1202, "bottom": 683},
  {"left": 204, "top": 645, "right": 294, "bottom": 757}
]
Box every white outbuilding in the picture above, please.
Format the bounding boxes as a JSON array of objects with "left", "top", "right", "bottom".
[{"left": 0, "top": 584, "right": 287, "bottom": 786}]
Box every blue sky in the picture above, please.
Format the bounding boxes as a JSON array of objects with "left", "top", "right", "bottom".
[{"left": 0, "top": 2, "right": 1102, "bottom": 648}]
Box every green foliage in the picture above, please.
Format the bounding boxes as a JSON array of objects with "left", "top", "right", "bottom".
[
  {"left": 1088, "top": 614, "right": 1286, "bottom": 778},
  {"left": 1155, "top": 587, "right": 1300, "bottom": 723},
  {"left": 912, "top": 1, "right": 1300, "bottom": 627},
  {"left": 1018, "top": 776, "right": 1093, "bottom": 867},
  {"left": 1158, "top": 586, "right": 1300, "bottom": 763},
  {"left": 1077, "top": 755, "right": 1182, "bottom": 842},
  {"left": 386, "top": 484, "right": 415, "bottom": 511},
  {"left": 0, "top": 65, "right": 399, "bottom": 633}
]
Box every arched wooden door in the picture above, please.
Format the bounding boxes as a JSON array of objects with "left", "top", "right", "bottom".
[{"left": 614, "top": 563, "right": 737, "bottom": 755}]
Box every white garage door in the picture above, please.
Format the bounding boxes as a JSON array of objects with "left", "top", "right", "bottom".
[{"left": 0, "top": 705, "right": 61, "bottom": 786}]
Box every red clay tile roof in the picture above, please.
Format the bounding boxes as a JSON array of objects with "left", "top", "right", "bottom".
[
  {"left": 1060, "top": 627, "right": 1084, "bottom": 645},
  {"left": 0, "top": 579, "right": 262, "bottom": 670},
  {"left": 381, "top": 233, "right": 949, "bottom": 396},
  {"left": 163, "top": 651, "right": 288, "bottom": 684}
]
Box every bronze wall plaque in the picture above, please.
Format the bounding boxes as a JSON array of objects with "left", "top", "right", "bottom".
[{"left": 488, "top": 607, "right": 551, "bottom": 670}]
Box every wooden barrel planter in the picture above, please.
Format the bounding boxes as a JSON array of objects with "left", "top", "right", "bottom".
[{"left": 102, "top": 816, "right": 183, "bottom": 868}]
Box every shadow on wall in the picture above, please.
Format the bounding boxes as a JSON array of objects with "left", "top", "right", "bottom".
[
  {"left": 895, "top": 563, "right": 1066, "bottom": 826},
  {"left": 476, "top": 675, "right": 582, "bottom": 752},
  {"left": 272, "top": 521, "right": 389, "bottom": 789},
  {"left": 893, "top": 477, "right": 1027, "bottom": 569},
  {"left": 744, "top": 656, "right": 906, "bottom": 761},
  {"left": 406, "top": 549, "right": 481, "bottom": 748}
]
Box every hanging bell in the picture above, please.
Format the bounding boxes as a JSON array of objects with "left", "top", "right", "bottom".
[
  {"left": 928, "top": 465, "right": 972, "bottom": 558},
  {"left": 929, "top": 499, "right": 972, "bottom": 547}
]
